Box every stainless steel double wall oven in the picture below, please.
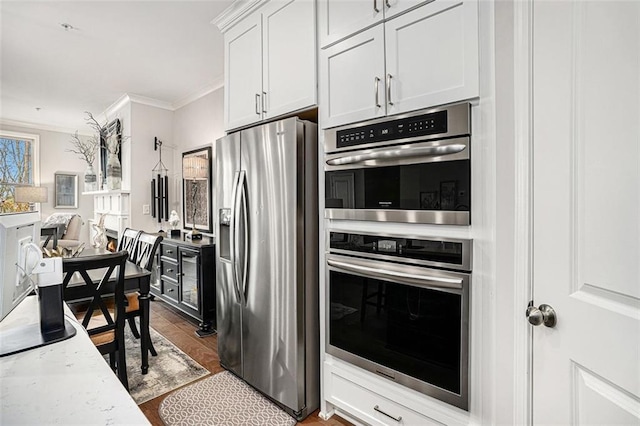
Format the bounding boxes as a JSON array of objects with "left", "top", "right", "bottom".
[{"left": 325, "top": 102, "right": 471, "bottom": 225}]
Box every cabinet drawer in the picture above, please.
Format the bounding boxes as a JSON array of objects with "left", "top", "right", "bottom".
[
  {"left": 328, "top": 371, "right": 441, "bottom": 426},
  {"left": 162, "top": 280, "right": 179, "bottom": 303},
  {"left": 161, "top": 260, "right": 178, "bottom": 282},
  {"left": 161, "top": 244, "right": 178, "bottom": 261}
]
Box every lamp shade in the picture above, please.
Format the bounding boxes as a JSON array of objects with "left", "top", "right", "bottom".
[
  {"left": 183, "top": 156, "right": 208, "bottom": 180},
  {"left": 15, "top": 186, "right": 48, "bottom": 203}
]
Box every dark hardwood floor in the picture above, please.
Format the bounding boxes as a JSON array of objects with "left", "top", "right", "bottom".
[{"left": 139, "top": 299, "right": 351, "bottom": 426}]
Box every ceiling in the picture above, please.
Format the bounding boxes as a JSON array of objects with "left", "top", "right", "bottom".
[{"left": 0, "top": 1, "right": 234, "bottom": 133}]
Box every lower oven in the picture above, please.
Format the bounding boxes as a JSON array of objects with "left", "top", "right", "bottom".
[
  {"left": 326, "top": 231, "right": 471, "bottom": 410},
  {"left": 324, "top": 102, "right": 471, "bottom": 225}
]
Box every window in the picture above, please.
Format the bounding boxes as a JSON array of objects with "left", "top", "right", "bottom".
[{"left": 0, "top": 131, "right": 40, "bottom": 214}]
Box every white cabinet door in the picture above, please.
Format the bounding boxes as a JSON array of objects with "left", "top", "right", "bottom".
[
  {"left": 384, "top": 0, "right": 433, "bottom": 20},
  {"left": 385, "top": 0, "right": 478, "bottom": 116},
  {"left": 262, "top": 0, "right": 316, "bottom": 120},
  {"left": 320, "top": 25, "right": 386, "bottom": 129},
  {"left": 531, "top": 1, "right": 640, "bottom": 423},
  {"left": 318, "top": 0, "right": 384, "bottom": 48},
  {"left": 224, "top": 13, "right": 263, "bottom": 131}
]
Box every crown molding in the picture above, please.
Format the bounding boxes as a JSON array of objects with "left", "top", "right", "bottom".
[
  {"left": 0, "top": 118, "right": 91, "bottom": 136},
  {"left": 211, "top": 0, "right": 266, "bottom": 32},
  {"left": 173, "top": 77, "right": 224, "bottom": 111},
  {"left": 128, "top": 93, "right": 174, "bottom": 111}
]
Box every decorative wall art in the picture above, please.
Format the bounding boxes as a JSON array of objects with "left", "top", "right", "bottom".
[
  {"left": 54, "top": 172, "right": 78, "bottom": 209},
  {"left": 182, "top": 147, "right": 212, "bottom": 236}
]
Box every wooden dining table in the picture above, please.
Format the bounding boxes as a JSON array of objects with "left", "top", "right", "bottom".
[{"left": 62, "top": 248, "right": 153, "bottom": 374}]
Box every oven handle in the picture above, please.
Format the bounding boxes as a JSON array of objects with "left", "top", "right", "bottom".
[
  {"left": 327, "top": 258, "right": 463, "bottom": 290},
  {"left": 326, "top": 141, "right": 467, "bottom": 167}
]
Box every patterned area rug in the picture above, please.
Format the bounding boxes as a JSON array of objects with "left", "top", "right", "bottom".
[
  {"left": 159, "top": 371, "right": 296, "bottom": 426},
  {"left": 110, "top": 322, "right": 210, "bottom": 404}
]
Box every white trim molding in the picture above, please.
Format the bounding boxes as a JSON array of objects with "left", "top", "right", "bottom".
[
  {"left": 0, "top": 118, "right": 90, "bottom": 137},
  {"left": 211, "top": 0, "right": 265, "bottom": 32},
  {"left": 513, "top": 0, "right": 534, "bottom": 424},
  {"left": 173, "top": 77, "right": 225, "bottom": 111}
]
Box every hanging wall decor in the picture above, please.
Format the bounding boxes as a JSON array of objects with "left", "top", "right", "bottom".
[{"left": 151, "top": 137, "right": 169, "bottom": 230}]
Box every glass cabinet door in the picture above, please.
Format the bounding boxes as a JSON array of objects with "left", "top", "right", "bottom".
[
  {"left": 180, "top": 249, "right": 199, "bottom": 310},
  {"left": 150, "top": 252, "right": 161, "bottom": 293}
]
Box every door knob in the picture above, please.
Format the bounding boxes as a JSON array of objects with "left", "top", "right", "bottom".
[{"left": 526, "top": 303, "right": 557, "bottom": 327}]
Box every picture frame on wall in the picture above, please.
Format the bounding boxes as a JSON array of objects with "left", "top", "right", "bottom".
[
  {"left": 182, "top": 147, "right": 213, "bottom": 233},
  {"left": 54, "top": 172, "right": 78, "bottom": 209}
]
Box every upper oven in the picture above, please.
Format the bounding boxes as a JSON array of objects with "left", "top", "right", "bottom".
[{"left": 324, "top": 102, "right": 471, "bottom": 225}]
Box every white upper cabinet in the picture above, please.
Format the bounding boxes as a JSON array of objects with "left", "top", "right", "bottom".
[
  {"left": 225, "top": 13, "right": 263, "bottom": 131},
  {"left": 319, "top": 0, "right": 479, "bottom": 128},
  {"left": 385, "top": 0, "right": 478, "bottom": 115},
  {"left": 220, "top": 0, "right": 317, "bottom": 131},
  {"left": 319, "top": 25, "right": 386, "bottom": 128},
  {"left": 318, "top": 0, "right": 432, "bottom": 48},
  {"left": 262, "top": 0, "right": 316, "bottom": 120}
]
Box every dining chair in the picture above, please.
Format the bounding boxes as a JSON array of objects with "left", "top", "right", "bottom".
[
  {"left": 125, "top": 232, "right": 163, "bottom": 357},
  {"left": 117, "top": 228, "right": 141, "bottom": 258},
  {"left": 62, "top": 250, "right": 129, "bottom": 390}
]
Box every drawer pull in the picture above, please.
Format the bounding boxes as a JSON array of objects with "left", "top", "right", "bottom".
[
  {"left": 167, "top": 268, "right": 174, "bottom": 273},
  {"left": 374, "top": 405, "right": 402, "bottom": 422},
  {"left": 167, "top": 288, "right": 175, "bottom": 292},
  {"left": 166, "top": 250, "right": 174, "bottom": 254}
]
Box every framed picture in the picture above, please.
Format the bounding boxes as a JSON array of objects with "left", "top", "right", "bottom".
[
  {"left": 54, "top": 172, "right": 78, "bottom": 209},
  {"left": 440, "top": 180, "right": 457, "bottom": 210},
  {"left": 420, "top": 191, "right": 439, "bottom": 209},
  {"left": 182, "top": 147, "right": 213, "bottom": 233}
]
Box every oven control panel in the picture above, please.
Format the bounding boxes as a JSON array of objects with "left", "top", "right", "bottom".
[{"left": 336, "top": 110, "right": 448, "bottom": 149}]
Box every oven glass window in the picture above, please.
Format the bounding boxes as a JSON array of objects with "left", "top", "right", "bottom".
[
  {"left": 330, "top": 271, "right": 462, "bottom": 394},
  {"left": 325, "top": 160, "right": 470, "bottom": 212}
]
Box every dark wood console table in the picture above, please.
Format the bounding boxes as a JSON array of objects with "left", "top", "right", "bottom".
[{"left": 150, "top": 233, "right": 216, "bottom": 337}]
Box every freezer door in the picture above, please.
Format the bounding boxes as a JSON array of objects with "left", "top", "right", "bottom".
[
  {"left": 215, "top": 133, "right": 243, "bottom": 377},
  {"left": 241, "top": 119, "right": 306, "bottom": 412}
]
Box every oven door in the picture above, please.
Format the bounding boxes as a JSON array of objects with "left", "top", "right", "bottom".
[
  {"left": 326, "top": 253, "right": 470, "bottom": 410},
  {"left": 324, "top": 136, "right": 470, "bottom": 225}
]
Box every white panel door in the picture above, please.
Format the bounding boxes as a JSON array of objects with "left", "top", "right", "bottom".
[
  {"left": 532, "top": 1, "right": 640, "bottom": 424},
  {"left": 385, "top": 0, "right": 478, "bottom": 115},
  {"left": 317, "top": 0, "right": 384, "bottom": 48},
  {"left": 319, "top": 25, "right": 386, "bottom": 129},
  {"left": 224, "top": 13, "right": 263, "bottom": 131},
  {"left": 262, "top": 0, "right": 316, "bottom": 120}
]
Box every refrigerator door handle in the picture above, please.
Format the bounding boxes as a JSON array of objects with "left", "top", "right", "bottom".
[
  {"left": 231, "top": 171, "right": 243, "bottom": 302},
  {"left": 239, "top": 171, "right": 249, "bottom": 304}
]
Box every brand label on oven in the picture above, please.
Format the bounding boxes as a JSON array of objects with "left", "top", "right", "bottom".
[{"left": 378, "top": 201, "right": 392, "bottom": 207}]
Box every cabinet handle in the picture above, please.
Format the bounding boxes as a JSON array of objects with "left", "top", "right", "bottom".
[
  {"left": 255, "top": 93, "right": 261, "bottom": 115},
  {"left": 373, "top": 0, "right": 380, "bottom": 13},
  {"left": 167, "top": 288, "right": 175, "bottom": 292},
  {"left": 167, "top": 268, "right": 174, "bottom": 273},
  {"left": 374, "top": 77, "right": 381, "bottom": 108},
  {"left": 262, "top": 91, "right": 267, "bottom": 113},
  {"left": 386, "top": 74, "right": 394, "bottom": 106},
  {"left": 166, "top": 250, "right": 173, "bottom": 254},
  {"left": 385, "top": 0, "right": 391, "bottom": 8},
  {"left": 374, "top": 405, "right": 402, "bottom": 422}
]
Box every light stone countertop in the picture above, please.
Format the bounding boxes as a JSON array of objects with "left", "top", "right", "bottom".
[{"left": 0, "top": 295, "right": 150, "bottom": 425}]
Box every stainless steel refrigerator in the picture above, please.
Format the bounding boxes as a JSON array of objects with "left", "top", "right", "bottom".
[{"left": 215, "top": 117, "right": 319, "bottom": 420}]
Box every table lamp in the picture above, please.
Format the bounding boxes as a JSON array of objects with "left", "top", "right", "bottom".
[
  {"left": 183, "top": 155, "right": 208, "bottom": 240},
  {"left": 15, "top": 186, "right": 48, "bottom": 213}
]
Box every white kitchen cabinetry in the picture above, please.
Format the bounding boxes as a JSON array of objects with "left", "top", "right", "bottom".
[
  {"left": 318, "top": 0, "right": 430, "bottom": 48},
  {"left": 324, "top": 358, "right": 468, "bottom": 426},
  {"left": 319, "top": 0, "right": 478, "bottom": 129},
  {"left": 319, "top": 25, "right": 386, "bottom": 129},
  {"left": 221, "top": 0, "right": 316, "bottom": 131},
  {"left": 224, "top": 13, "right": 263, "bottom": 130}
]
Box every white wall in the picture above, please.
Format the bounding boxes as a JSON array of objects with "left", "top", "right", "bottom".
[
  {"left": 172, "top": 88, "right": 225, "bottom": 233},
  {"left": 0, "top": 123, "right": 93, "bottom": 246},
  {"left": 130, "top": 102, "right": 174, "bottom": 233}
]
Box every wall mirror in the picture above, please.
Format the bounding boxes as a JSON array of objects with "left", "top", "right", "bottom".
[
  {"left": 99, "top": 118, "right": 121, "bottom": 189},
  {"left": 182, "top": 147, "right": 212, "bottom": 233},
  {"left": 54, "top": 172, "right": 78, "bottom": 208}
]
